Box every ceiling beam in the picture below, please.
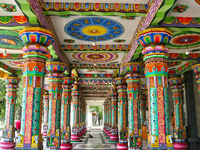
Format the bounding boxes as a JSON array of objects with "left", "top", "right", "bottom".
[{"left": 121, "top": 0, "right": 165, "bottom": 73}]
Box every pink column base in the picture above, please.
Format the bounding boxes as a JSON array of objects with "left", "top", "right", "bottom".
[
  {"left": 110, "top": 135, "right": 119, "bottom": 141},
  {"left": 79, "top": 132, "right": 83, "bottom": 137},
  {"left": 108, "top": 132, "right": 112, "bottom": 137},
  {"left": 0, "top": 142, "right": 15, "bottom": 149},
  {"left": 117, "top": 143, "right": 128, "bottom": 150},
  {"left": 173, "top": 142, "right": 188, "bottom": 149},
  {"left": 42, "top": 132, "right": 47, "bottom": 137},
  {"left": 60, "top": 143, "right": 73, "bottom": 150},
  {"left": 71, "top": 135, "right": 81, "bottom": 141}
]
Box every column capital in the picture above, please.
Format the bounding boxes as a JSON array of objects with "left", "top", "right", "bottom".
[
  {"left": 5, "top": 75, "right": 21, "bottom": 85},
  {"left": 19, "top": 27, "right": 54, "bottom": 48},
  {"left": 192, "top": 64, "right": 200, "bottom": 74},
  {"left": 123, "top": 62, "right": 143, "bottom": 74},
  {"left": 169, "top": 77, "right": 185, "bottom": 85},
  {"left": 63, "top": 77, "right": 75, "bottom": 85},
  {"left": 137, "top": 28, "right": 172, "bottom": 47},
  {"left": 115, "top": 77, "right": 126, "bottom": 85},
  {"left": 46, "top": 60, "right": 68, "bottom": 73}
]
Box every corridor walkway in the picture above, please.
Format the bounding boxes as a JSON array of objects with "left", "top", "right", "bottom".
[{"left": 72, "top": 130, "right": 117, "bottom": 150}]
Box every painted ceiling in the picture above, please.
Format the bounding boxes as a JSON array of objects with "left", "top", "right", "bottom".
[
  {"left": 43, "top": 0, "right": 149, "bottom": 4},
  {"left": 50, "top": 16, "right": 141, "bottom": 45},
  {"left": 0, "top": 0, "right": 199, "bottom": 99}
]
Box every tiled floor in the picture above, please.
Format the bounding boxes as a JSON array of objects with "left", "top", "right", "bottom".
[
  {"left": 71, "top": 130, "right": 200, "bottom": 150},
  {"left": 72, "top": 131, "right": 117, "bottom": 150}
]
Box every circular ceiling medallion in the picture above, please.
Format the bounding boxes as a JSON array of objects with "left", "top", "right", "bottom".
[
  {"left": 65, "top": 17, "right": 124, "bottom": 42},
  {"left": 72, "top": 52, "right": 118, "bottom": 63},
  {"left": 82, "top": 25, "right": 107, "bottom": 36},
  {"left": 195, "top": 0, "right": 200, "bottom": 5},
  {"left": 0, "top": 30, "right": 24, "bottom": 50},
  {"left": 169, "top": 33, "right": 200, "bottom": 47}
]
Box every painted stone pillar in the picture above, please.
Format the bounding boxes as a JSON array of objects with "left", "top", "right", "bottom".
[
  {"left": 138, "top": 28, "right": 173, "bottom": 150},
  {"left": 192, "top": 64, "right": 200, "bottom": 99},
  {"left": 103, "top": 101, "right": 107, "bottom": 132},
  {"left": 108, "top": 84, "right": 118, "bottom": 142},
  {"left": 82, "top": 100, "right": 87, "bottom": 133},
  {"left": 140, "top": 89, "right": 147, "bottom": 126},
  {"left": 105, "top": 100, "right": 109, "bottom": 134},
  {"left": 123, "top": 62, "right": 143, "bottom": 150},
  {"left": 103, "top": 99, "right": 109, "bottom": 134},
  {"left": 71, "top": 82, "right": 81, "bottom": 142},
  {"left": 60, "top": 77, "right": 74, "bottom": 150},
  {"left": 42, "top": 91, "right": 49, "bottom": 137},
  {"left": 108, "top": 96, "right": 112, "bottom": 137},
  {"left": 16, "top": 27, "right": 54, "bottom": 150},
  {"left": 0, "top": 75, "right": 20, "bottom": 150},
  {"left": 79, "top": 97, "right": 83, "bottom": 137},
  {"left": 46, "top": 61, "right": 68, "bottom": 150},
  {"left": 169, "top": 77, "right": 188, "bottom": 149},
  {"left": 115, "top": 77, "right": 128, "bottom": 150}
]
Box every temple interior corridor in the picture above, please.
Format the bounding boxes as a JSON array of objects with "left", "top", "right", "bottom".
[{"left": 1, "top": 0, "right": 200, "bottom": 150}]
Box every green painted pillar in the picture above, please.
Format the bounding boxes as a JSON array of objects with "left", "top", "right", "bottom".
[
  {"left": 46, "top": 60, "right": 68, "bottom": 149},
  {"left": 0, "top": 75, "right": 20, "bottom": 149}
]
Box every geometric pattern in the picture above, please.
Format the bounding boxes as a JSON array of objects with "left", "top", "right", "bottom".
[{"left": 64, "top": 17, "right": 124, "bottom": 42}]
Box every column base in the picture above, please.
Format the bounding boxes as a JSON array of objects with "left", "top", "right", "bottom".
[
  {"left": 110, "top": 134, "right": 119, "bottom": 141},
  {"left": 42, "top": 132, "right": 47, "bottom": 137},
  {"left": 117, "top": 143, "right": 128, "bottom": 150},
  {"left": 107, "top": 132, "right": 112, "bottom": 137},
  {"left": 61, "top": 143, "right": 73, "bottom": 150},
  {"left": 0, "top": 142, "right": 15, "bottom": 149},
  {"left": 173, "top": 142, "right": 188, "bottom": 149},
  {"left": 71, "top": 135, "right": 82, "bottom": 142}
]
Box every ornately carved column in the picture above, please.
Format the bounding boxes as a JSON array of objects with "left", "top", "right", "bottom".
[
  {"left": 0, "top": 75, "right": 20, "bottom": 150},
  {"left": 169, "top": 77, "right": 188, "bottom": 149},
  {"left": 42, "top": 91, "right": 49, "bottom": 137},
  {"left": 140, "top": 89, "right": 147, "bottom": 126},
  {"left": 46, "top": 60, "right": 68, "bottom": 150},
  {"left": 79, "top": 96, "right": 83, "bottom": 137},
  {"left": 115, "top": 77, "right": 128, "bottom": 150},
  {"left": 123, "top": 62, "right": 143, "bottom": 150},
  {"left": 192, "top": 64, "right": 200, "bottom": 99},
  {"left": 82, "top": 100, "right": 87, "bottom": 133},
  {"left": 71, "top": 82, "right": 81, "bottom": 142},
  {"left": 103, "top": 99, "right": 108, "bottom": 134},
  {"left": 103, "top": 100, "right": 107, "bottom": 132},
  {"left": 108, "top": 84, "right": 118, "bottom": 142},
  {"left": 107, "top": 96, "right": 112, "bottom": 137},
  {"left": 138, "top": 28, "right": 173, "bottom": 150},
  {"left": 16, "top": 27, "right": 54, "bottom": 150},
  {"left": 60, "top": 76, "right": 74, "bottom": 150}
]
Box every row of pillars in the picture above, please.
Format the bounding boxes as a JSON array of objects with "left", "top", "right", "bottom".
[
  {"left": 102, "top": 28, "right": 195, "bottom": 150},
  {"left": 0, "top": 26, "right": 200, "bottom": 150},
  {"left": 0, "top": 27, "right": 87, "bottom": 150}
]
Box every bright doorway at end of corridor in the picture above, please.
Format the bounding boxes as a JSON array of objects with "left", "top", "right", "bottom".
[{"left": 88, "top": 105, "right": 103, "bottom": 128}]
